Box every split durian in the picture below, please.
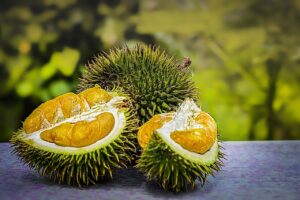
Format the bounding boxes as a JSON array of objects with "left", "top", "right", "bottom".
[
  {"left": 78, "top": 44, "right": 197, "bottom": 125},
  {"left": 136, "top": 99, "right": 224, "bottom": 192},
  {"left": 11, "top": 86, "right": 137, "bottom": 186}
]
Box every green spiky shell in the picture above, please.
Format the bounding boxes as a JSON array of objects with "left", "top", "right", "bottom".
[
  {"left": 10, "top": 106, "right": 138, "bottom": 187},
  {"left": 78, "top": 44, "right": 197, "bottom": 124},
  {"left": 136, "top": 134, "right": 224, "bottom": 192}
]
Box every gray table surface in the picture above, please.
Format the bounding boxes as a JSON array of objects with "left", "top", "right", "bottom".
[{"left": 0, "top": 141, "right": 299, "bottom": 200}]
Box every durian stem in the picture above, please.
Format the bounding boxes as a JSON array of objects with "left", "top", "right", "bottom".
[{"left": 177, "top": 57, "right": 192, "bottom": 70}]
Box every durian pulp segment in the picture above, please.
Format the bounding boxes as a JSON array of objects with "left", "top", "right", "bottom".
[
  {"left": 20, "top": 96, "right": 126, "bottom": 154},
  {"left": 156, "top": 99, "right": 218, "bottom": 165}
]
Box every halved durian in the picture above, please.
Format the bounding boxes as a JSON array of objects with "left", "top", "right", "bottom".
[
  {"left": 11, "top": 86, "right": 137, "bottom": 186},
  {"left": 137, "top": 99, "right": 223, "bottom": 192}
]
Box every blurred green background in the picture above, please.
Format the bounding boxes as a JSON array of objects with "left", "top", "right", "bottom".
[{"left": 1, "top": 0, "right": 300, "bottom": 142}]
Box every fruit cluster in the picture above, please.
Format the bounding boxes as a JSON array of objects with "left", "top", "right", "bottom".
[{"left": 11, "top": 44, "right": 223, "bottom": 192}]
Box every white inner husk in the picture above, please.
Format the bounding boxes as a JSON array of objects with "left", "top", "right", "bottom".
[
  {"left": 20, "top": 96, "right": 126, "bottom": 154},
  {"left": 157, "top": 99, "right": 218, "bottom": 165}
]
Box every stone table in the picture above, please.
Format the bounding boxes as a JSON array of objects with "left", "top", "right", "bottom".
[{"left": 0, "top": 141, "right": 299, "bottom": 200}]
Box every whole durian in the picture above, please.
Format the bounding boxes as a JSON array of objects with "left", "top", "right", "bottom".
[
  {"left": 11, "top": 86, "right": 138, "bottom": 186},
  {"left": 136, "top": 99, "right": 224, "bottom": 192},
  {"left": 78, "top": 44, "right": 197, "bottom": 125}
]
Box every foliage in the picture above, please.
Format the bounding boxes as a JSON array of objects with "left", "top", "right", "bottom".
[
  {"left": 0, "top": 0, "right": 146, "bottom": 141},
  {"left": 0, "top": 0, "right": 299, "bottom": 141},
  {"left": 138, "top": 0, "right": 300, "bottom": 140}
]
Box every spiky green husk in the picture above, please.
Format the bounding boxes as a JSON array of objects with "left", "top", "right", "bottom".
[
  {"left": 78, "top": 44, "right": 197, "bottom": 125},
  {"left": 136, "top": 134, "right": 224, "bottom": 192},
  {"left": 10, "top": 109, "right": 138, "bottom": 187}
]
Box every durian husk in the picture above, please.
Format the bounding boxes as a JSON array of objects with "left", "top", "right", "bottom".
[
  {"left": 10, "top": 87, "right": 139, "bottom": 187},
  {"left": 136, "top": 99, "right": 224, "bottom": 192},
  {"left": 136, "top": 134, "right": 224, "bottom": 192},
  {"left": 78, "top": 44, "right": 198, "bottom": 125}
]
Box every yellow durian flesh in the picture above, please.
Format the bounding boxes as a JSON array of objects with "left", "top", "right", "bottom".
[
  {"left": 137, "top": 114, "right": 173, "bottom": 149},
  {"left": 170, "top": 112, "right": 217, "bottom": 154},
  {"left": 23, "top": 86, "right": 112, "bottom": 134},
  {"left": 40, "top": 112, "right": 115, "bottom": 147},
  {"left": 139, "top": 111, "right": 217, "bottom": 154}
]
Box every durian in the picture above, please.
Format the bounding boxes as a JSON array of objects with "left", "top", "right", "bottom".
[
  {"left": 78, "top": 44, "right": 197, "bottom": 125},
  {"left": 136, "top": 99, "right": 224, "bottom": 192},
  {"left": 11, "top": 86, "right": 138, "bottom": 186}
]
